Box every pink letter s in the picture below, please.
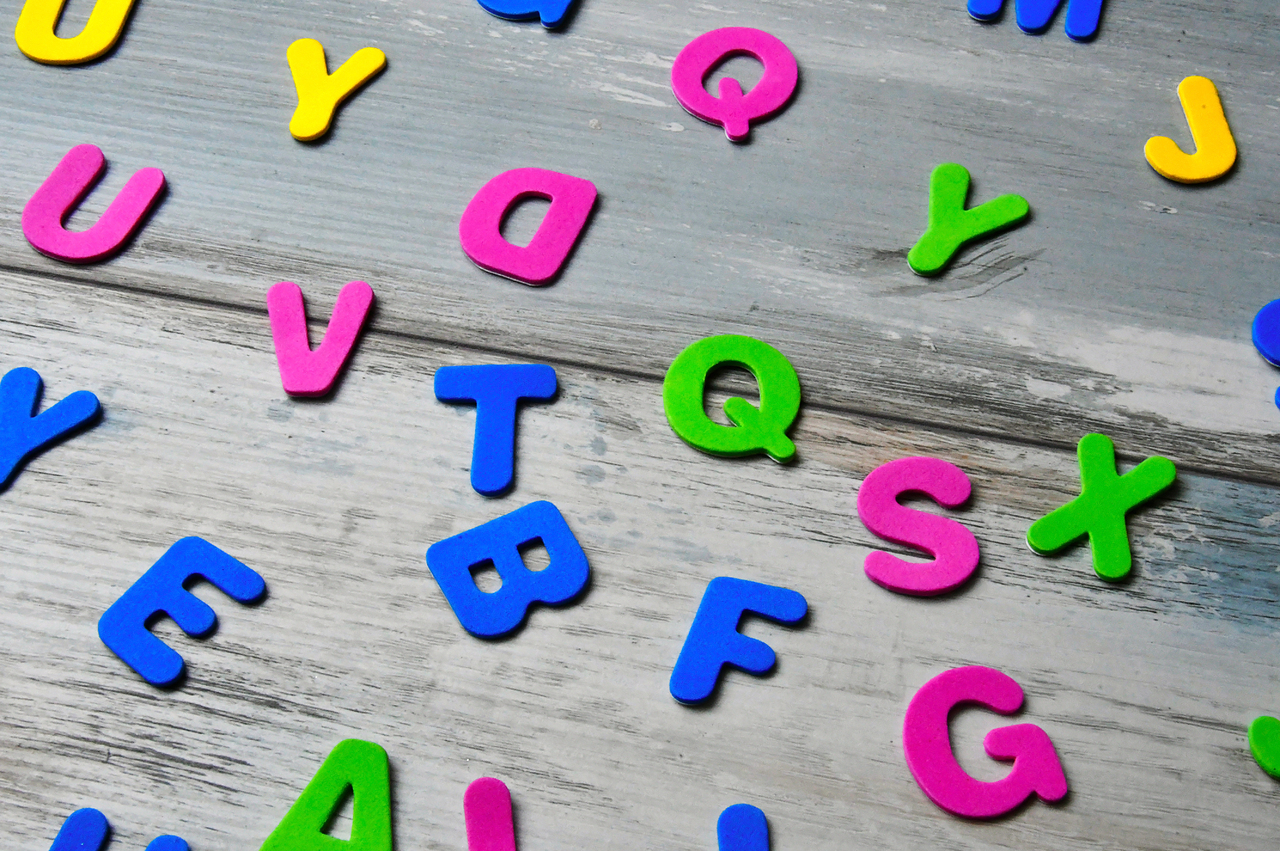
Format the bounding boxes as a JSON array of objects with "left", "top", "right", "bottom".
[{"left": 856, "top": 456, "right": 979, "bottom": 596}]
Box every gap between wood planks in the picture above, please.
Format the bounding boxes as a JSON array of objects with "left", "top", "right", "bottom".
[{"left": 6, "top": 259, "right": 1268, "bottom": 492}]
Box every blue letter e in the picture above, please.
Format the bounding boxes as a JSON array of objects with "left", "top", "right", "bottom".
[{"left": 426, "top": 501, "right": 589, "bottom": 637}]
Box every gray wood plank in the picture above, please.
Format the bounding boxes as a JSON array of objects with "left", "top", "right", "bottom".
[
  {"left": 0, "top": 270, "right": 1276, "bottom": 851},
  {"left": 0, "top": 1, "right": 1274, "bottom": 480}
]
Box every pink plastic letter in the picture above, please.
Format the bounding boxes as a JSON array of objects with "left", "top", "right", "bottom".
[
  {"left": 670, "top": 27, "right": 798, "bottom": 142},
  {"left": 902, "top": 666, "right": 1068, "bottom": 819},
  {"left": 458, "top": 167, "right": 597, "bottom": 286},
  {"left": 856, "top": 456, "right": 980, "bottom": 596},
  {"left": 464, "top": 778, "right": 517, "bottom": 851},
  {"left": 22, "top": 144, "right": 165, "bottom": 264},
  {"left": 267, "top": 281, "right": 375, "bottom": 397}
]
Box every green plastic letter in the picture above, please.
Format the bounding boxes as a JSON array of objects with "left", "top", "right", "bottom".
[
  {"left": 259, "top": 740, "right": 392, "bottom": 851},
  {"left": 1026, "top": 433, "right": 1176, "bottom": 581},
  {"left": 907, "top": 163, "right": 1029, "bottom": 277},
  {"left": 662, "top": 334, "right": 801, "bottom": 463}
]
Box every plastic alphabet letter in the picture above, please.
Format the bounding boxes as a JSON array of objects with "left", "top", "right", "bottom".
[
  {"left": 1144, "top": 76, "right": 1237, "bottom": 184},
  {"left": 476, "top": 0, "right": 575, "bottom": 29},
  {"left": 662, "top": 334, "right": 801, "bottom": 464},
  {"left": 1026, "top": 433, "right": 1176, "bottom": 581},
  {"left": 287, "top": 38, "right": 387, "bottom": 142},
  {"left": 464, "top": 778, "right": 516, "bottom": 851},
  {"left": 426, "top": 501, "right": 589, "bottom": 637},
  {"left": 15, "top": 0, "right": 137, "bottom": 64},
  {"left": 434, "top": 364, "right": 558, "bottom": 495},
  {"left": 1248, "top": 715, "right": 1280, "bottom": 779},
  {"left": 907, "top": 163, "right": 1028, "bottom": 277},
  {"left": 670, "top": 28, "right": 797, "bottom": 143},
  {"left": 0, "top": 367, "right": 99, "bottom": 489},
  {"left": 97, "top": 537, "right": 266, "bottom": 686},
  {"left": 23, "top": 144, "right": 165, "bottom": 264},
  {"left": 902, "top": 666, "right": 1068, "bottom": 818},
  {"left": 670, "top": 28, "right": 798, "bottom": 142},
  {"left": 259, "top": 740, "right": 392, "bottom": 851},
  {"left": 669, "top": 577, "right": 807, "bottom": 704},
  {"left": 967, "top": 0, "right": 1104, "bottom": 41},
  {"left": 1252, "top": 298, "right": 1280, "bottom": 409},
  {"left": 267, "top": 281, "right": 375, "bottom": 397},
  {"left": 856, "top": 457, "right": 980, "bottom": 596},
  {"left": 47, "top": 809, "right": 189, "bottom": 851},
  {"left": 458, "top": 168, "right": 597, "bottom": 286},
  {"left": 717, "top": 805, "right": 768, "bottom": 851}
]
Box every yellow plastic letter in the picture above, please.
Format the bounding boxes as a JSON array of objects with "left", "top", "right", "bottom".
[
  {"left": 1144, "top": 76, "right": 1237, "bottom": 184},
  {"left": 15, "top": 0, "right": 136, "bottom": 65},
  {"left": 287, "top": 38, "right": 387, "bottom": 142}
]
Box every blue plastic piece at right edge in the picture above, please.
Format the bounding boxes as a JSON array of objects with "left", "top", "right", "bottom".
[
  {"left": 967, "top": 0, "right": 1104, "bottom": 41},
  {"left": 426, "top": 500, "right": 589, "bottom": 637},
  {"left": 477, "top": 0, "right": 576, "bottom": 28},
  {"left": 669, "top": 577, "right": 807, "bottom": 704},
  {"left": 48, "top": 809, "right": 189, "bottom": 851},
  {"left": 718, "top": 805, "right": 769, "bottom": 851},
  {"left": 435, "top": 364, "right": 557, "bottom": 496},
  {"left": 98, "top": 537, "right": 266, "bottom": 687},
  {"left": 0, "top": 366, "right": 100, "bottom": 488}
]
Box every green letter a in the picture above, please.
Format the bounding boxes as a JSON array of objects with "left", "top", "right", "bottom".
[{"left": 259, "top": 740, "right": 392, "bottom": 851}]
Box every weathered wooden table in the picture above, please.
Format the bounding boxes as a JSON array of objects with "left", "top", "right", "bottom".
[{"left": 1, "top": 2, "right": 1276, "bottom": 851}]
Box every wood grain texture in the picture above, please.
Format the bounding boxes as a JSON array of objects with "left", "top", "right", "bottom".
[
  {"left": 0, "top": 0, "right": 1275, "bottom": 478},
  {"left": 0, "top": 2, "right": 1277, "bottom": 851},
  {"left": 0, "top": 270, "right": 1276, "bottom": 851}
]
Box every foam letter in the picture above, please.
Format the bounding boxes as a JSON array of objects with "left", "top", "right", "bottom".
[
  {"left": 476, "top": 0, "right": 575, "bottom": 29},
  {"left": 1144, "top": 76, "right": 1236, "bottom": 184},
  {"left": 14, "top": 0, "right": 136, "bottom": 64},
  {"left": 670, "top": 28, "right": 798, "bottom": 142},
  {"left": 97, "top": 537, "right": 266, "bottom": 686},
  {"left": 0, "top": 366, "right": 99, "bottom": 488},
  {"left": 434, "top": 364, "right": 557, "bottom": 495},
  {"left": 287, "top": 38, "right": 387, "bottom": 142},
  {"left": 967, "top": 0, "right": 1104, "bottom": 41},
  {"left": 47, "top": 809, "right": 189, "bottom": 851},
  {"left": 267, "top": 281, "right": 375, "bottom": 397},
  {"left": 907, "top": 163, "right": 1028, "bottom": 277},
  {"left": 1026, "top": 433, "right": 1176, "bottom": 581},
  {"left": 856, "top": 457, "right": 980, "bottom": 596},
  {"left": 22, "top": 144, "right": 165, "bottom": 264},
  {"left": 464, "top": 778, "right": 516, "bottom": 851},
  {"left": 426, "top": 501, "right": 589, "bottom": 637},
  {"left": 662, "top": 334, "right": 801, "bottom": 463},
  {"left": 259, "top": 740, "right": 392, "bottom": 851},
  {"left": 902, "top": 666, "right": 1068, "bottom": 818},
  {"left": 717, "top": 805, "right": 768, "bottom": 851},
  {"left": 669, "top": 577, "right": 807, "bottom": 704},
  {"left": 458, "top": 168, "right": 597, "bottom": 286}
]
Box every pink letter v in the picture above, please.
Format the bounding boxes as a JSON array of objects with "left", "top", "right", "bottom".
[{"left": 267, "top": 281, "right": 375, "bottom": 397}]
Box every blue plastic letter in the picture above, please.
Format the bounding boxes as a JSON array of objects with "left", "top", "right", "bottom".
[
  {"left": 434, "top": 364, "right": 557, "bottom": 496},
  {"left": 967, "top": 0, "right": 1104, "bottom": 41},
  {"left": 426, "top": 500, "right": 589, "bottom": 637},
  {"left": 0, "top": 366, "right": 99, "bottom": 488},
  {"left": 98, "top": 537, "right": 266, "bottom": 686},
  {"left": 669, "top": 577, "right": 807, "bottom": 704},
  {"left": 477, "top": 0, "right": 575, "bottom": 29},
  {"left": 718, "top": 805, "right": 769, "bottom": 851},
  {"left": 48, "top": 809, "right": 188, "bottom": 851}
]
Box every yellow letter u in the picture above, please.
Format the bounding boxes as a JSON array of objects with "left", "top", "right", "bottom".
[{"left": 15, "top": 0, "right": 136, "bottom": 65}]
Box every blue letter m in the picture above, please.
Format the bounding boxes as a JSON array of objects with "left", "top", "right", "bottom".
[{"left": 967, "top": 0, "right": 1104, "bottom": 41}]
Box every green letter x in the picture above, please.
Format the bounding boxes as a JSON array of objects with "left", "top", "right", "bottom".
[{"left": 1026, "top": 434, "right": 1176, "bottom": 581}]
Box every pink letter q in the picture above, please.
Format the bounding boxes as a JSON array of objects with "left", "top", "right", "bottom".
[{"left": 670, "top": 27, "right": 798, "bottom": 142}]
